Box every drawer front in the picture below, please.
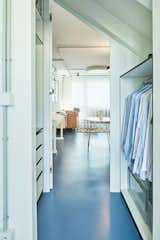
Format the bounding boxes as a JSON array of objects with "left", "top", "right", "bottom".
[
  {"left": 36, "top": 145, "right": 43, "bottom": 164},
  {"left": 36, "top": 159, "right": 43, "bottom": 179},
  {"left": 36, "top": 131, "right": 43, "bottom": 148},
  {"left": 37, "top": 173, "right": 43, "bottom": 201}
]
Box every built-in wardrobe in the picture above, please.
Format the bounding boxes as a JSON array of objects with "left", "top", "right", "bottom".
[
  {"left": 120, "top": 55, "right": 153, "bottom": 240},
  {"left": 108, "top": 2, "right": 160, "bottom": 240},
  {"left": 36, "top": 1, "right": 44, "bottom": 201},
  {"left": 109, "top": 2, "right": 160, "bottom": 239}
]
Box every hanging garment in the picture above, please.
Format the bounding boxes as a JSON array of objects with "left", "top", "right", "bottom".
[
  {"left": 140, "top": 94, "right": 153, "bottom": 181},
  {"left": 130, "top": 85, "right": 152, "bottom": 162},
  {"left": 122, "top": 84, "right": 152, "bottom": 167},
  {"left": 133, "top": 90, "right": 152, "bottom": 175},
  {"left": 121, "top": 94, "right": 132, "bottom": 150},
  {"left": 121, "top": 84, "right": 153, "bottom": 181}
]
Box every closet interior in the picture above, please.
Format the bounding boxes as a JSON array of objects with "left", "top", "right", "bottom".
[
  {"left": 36, "top": 1, "right": 44, "bottom": 202},
  {"left": 120, "top": 55, "right": 153, "bottom": 240}
]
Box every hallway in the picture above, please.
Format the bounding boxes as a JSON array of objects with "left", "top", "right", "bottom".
[{"left": 38, "top": 131, "right": 141, "bottom": 240}]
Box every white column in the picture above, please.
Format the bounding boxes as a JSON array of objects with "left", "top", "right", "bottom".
[
  {"left": 152, "top": 1, "right": 160, "bottom": 239},
  {"left": 110, "top": 41, "right": 121, "bottom": 192},
  {"left": 7, "top": 0, "right": 37, "bottom": 240},
  {"left": 110, "top": 40, "right": 140, "bottom": 192},
  {"left": 43, "top": 0, "right": 53, "bottom": 191},
  {"left": 53, "top": 119, "right": 57, "bottom": 154},
  {"left": 0, "top": 0, "right": 5, "bottom": 231}
]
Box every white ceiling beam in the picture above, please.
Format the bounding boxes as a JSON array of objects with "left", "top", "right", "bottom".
[
  {"left": 136, "top": 0, "right": 152, "bottom": 11},
  {"left": 55, "top": 0, "right": 152, "bottom": 58},
  {"left": 57, "top": 44, "right": 110, "bottom": 49}
]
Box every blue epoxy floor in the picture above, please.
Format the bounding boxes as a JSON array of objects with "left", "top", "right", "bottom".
[{"left": 38, "top": 131, "right": 141, "bottom": 240}]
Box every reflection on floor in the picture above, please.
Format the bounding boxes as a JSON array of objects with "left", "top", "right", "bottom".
[{"left": 38, "top": 130, "right": 141, "bottom": 240}]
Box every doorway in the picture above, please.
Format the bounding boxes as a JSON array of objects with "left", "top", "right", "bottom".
[{"left": 37, "top": 2, "right": 141, "bottom": 240}]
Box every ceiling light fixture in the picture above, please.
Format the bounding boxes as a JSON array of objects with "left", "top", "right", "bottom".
[
  {"left": 86, "top": 65, "right": 110, "bottom": 73},
  {"left": 53, "top": 58, "right": 64, "bottom": 62}
]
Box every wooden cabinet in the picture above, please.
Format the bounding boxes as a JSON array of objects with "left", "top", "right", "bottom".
[{"left": 66, "top": 111, "right": 78, "bottom": 129}]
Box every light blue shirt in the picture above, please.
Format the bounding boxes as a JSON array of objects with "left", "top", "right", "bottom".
[
  {"left": 121, "top": 95, "right": 131, "bottom": 147},
  {"left": 133, "top": 90, "right": 152, "bottom": 174},
  {"left": 121, "top": 84, "right": 152, "bottom": 167},
  {"left": 128, "top": 85, "right": 152, "bottom": 166}
]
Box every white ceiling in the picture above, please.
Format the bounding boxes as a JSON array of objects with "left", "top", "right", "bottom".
[
  {"left": 53, "top": 1, "right": 110, "bottom": 76},
  {"left": 55, "top": 0, "right": 152, "bottom": 58}
]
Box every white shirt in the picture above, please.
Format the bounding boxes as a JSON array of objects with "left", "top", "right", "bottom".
[
  {"left": 140, "top": 94, "right": 153, "bottom": 181},
  {"left": 133, "top": 90, "right": 152, "bottom": 175}
]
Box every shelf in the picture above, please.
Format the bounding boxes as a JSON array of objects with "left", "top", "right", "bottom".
[{"left": 120, "top": 55, "right": 153, "bottom": 79}]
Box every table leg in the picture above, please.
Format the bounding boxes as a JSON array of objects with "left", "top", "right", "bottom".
[
  {"left": 107, "top": 130, "right": 110, "bottom": 152},
  {"left": 88, "top": 132, "right": 91, "bottom": 149},
  {"left": 56, "top": 123, "right": 64, "bottom": 140},
  {"left": 60, "top": 125, "right": 63, "bottom": 139}
]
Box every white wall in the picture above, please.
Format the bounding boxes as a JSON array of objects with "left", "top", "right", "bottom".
[
  {"left": 36, "top": 44, "right": 44, "bottom": 128},
  {"left": 110, "top": 39, "right": 141, "bottom": 192},
  {"left": 7, "top": 1, "right": 37, "bottom": 240},
  {"left": 62, "top": 76, "right": 73, "bottom": 109},
  {"left": 43, "top": 0, "right": 53, "bottom": 192},
  {"left": 152, "top": 1, "right": 160, "bottom": 239},
  {"left": 54, "top": 73, "right": 63, "bottom": 110},
  {"left": 0, "top": 0, "right": 52, "bottom": 239}
]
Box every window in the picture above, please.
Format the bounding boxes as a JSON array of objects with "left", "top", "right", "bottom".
[{"left": 71, "top": 76, "right": 110, "bottom": 117}]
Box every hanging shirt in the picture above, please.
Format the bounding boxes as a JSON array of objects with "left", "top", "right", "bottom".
[
  {"left": 133, "top": 90, "right": 152, "bottom": 175},
  {"left": 123, "top": 85, "right": 152, "bottom": 166},
  {"left": 121, "top": 94, "right": 132, "bottom": 152},
  {"left": 123, "top": 88, "right": 142, "bottom": 162},
  {"left": 132, "top": 88, "right": 152, "bottom": 159},
  {"left": 140, "top": 94, "right": 153, "bottom": 181},
  {"left": 130, "top": 85, "right": 152, "bottom": 163}
]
